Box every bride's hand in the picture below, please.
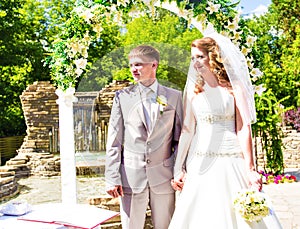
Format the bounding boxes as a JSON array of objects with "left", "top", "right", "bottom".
[
  {"left": 247, "top": 170, "right": 263, "bottom": 191},
  {"left": 171, "top": 172, "right": 186, "bottom": 192}
]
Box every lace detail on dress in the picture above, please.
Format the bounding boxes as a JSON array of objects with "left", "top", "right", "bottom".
[
  {"left": 197, "top": 114, "right": 234, "bottom": 124},
  {"left": 195, "top": 150, "right": 243, "bottom": 158}
]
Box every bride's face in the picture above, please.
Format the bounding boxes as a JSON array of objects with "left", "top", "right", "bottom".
[{"left": 191, "top": 47, "right": 210, "bottom": 72}]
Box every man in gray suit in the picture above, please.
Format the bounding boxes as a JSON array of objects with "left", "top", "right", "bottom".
[{"left": 105, "top": 45, "right": 183, "bottom": 229}]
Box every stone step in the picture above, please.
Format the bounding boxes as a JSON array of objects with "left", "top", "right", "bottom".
[
  {"left": 6, "top": 159, "right": 27, "bottom": 165},
  {"left": 0, "top": 176, "right": 15, "bottom": 185},
  {"left": 0, "top": 166, "right": 17, "bottom": 173},
  {"left": 0, "top": 171, "right": 15, "bottom": 178}
]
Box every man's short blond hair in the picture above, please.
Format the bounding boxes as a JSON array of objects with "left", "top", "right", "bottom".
[{"left": 128, "top": 45, "right": 160, "bottom": 63}]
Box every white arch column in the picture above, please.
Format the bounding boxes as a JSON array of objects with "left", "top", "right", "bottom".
[{"left": 56, "top": 88, "right": 78, "bottom": 204}]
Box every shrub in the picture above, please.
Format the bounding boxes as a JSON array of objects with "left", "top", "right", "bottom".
[{"left": 284, "top": 107, "right": 300, "bottom": 132}]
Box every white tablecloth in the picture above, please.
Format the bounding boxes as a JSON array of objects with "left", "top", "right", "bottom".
[
  {"left": 0, "top": 203, "right": 119, "bottom": 229},
  {"left": 0, "top": 215, "right": 65, "bottom": 229}
]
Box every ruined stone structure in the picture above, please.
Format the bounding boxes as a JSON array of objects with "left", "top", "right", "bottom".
[{"left": 18, "top": 81, "right": 59, "bottom": 154}]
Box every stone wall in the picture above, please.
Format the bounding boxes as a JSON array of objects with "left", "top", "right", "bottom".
[
  {"left": 18, "top": 81, "right": 59, "bottom": 154},
  {"left": 0, "top": 172, "right": 18, "bottom": 203},
  {"left": 96, "top": 80, "right": 132, "bottom": 119},
  {"left": 281, "top": 127, "right": 300, "bottom": 168},
  {"left": 256, "top": 126, "right": 300, "bottom": 170}
]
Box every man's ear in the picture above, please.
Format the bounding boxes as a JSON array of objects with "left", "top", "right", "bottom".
[{"left": 152, "top": 61, "right": 158, "bottom": 68}]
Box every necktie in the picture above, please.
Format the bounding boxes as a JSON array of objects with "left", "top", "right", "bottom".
[{"left": 143, "top": 88, "right": 155, "bottom": 131}]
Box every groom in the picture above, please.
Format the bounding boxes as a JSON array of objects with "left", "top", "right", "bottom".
[{"left": 105, "top": 45, "right": 183, "bottom": 229}]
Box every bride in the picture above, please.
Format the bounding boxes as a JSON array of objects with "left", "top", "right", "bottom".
[{"left": 169, "top": 32, "right": 282, "bottom": 228}]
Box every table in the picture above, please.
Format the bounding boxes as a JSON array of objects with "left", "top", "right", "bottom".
[{"left": 0, "top": 203, "right": 119, "bottom": 229}]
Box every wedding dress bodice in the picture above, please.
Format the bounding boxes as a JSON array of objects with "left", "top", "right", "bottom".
[{"left": 187, "top": 83, "right": 242, "bottom": 161}]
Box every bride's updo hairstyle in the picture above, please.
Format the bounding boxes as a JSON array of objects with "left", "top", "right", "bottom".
[{"left": 192, "top": 37, "right": 231, "bottom": 94}]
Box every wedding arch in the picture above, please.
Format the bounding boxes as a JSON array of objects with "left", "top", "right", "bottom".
[{"left": 48, "top": 0, "right": 262, "bottom": 204}]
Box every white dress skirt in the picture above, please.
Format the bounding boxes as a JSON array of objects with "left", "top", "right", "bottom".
[{"left": 168, "top": 84, "right": 282, "bottom": 229}]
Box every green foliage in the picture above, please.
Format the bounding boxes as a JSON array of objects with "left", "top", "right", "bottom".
[
  {"left": 44, "top": 2, "right": 122, "bottom": 91},
  {"left": 113, "top": 9, "right": 202, "bottom": 90},
  {"left": 247, "top": 0, "right": 300, "bottom": 108},
  {"left": 0, "top": 0, "right": 42, "bottom": 136},
  {"left": 0, "top": 65, "right": 31, "bottom": 136},
  {"left": 245, "top": 0, "right": 299, "bottom": 173},
  {"left": 77, "top": 7, "right": 203, "bottom": 91},
  {"left": 252, "top": 90, "right": 286, "bottom": 174}
]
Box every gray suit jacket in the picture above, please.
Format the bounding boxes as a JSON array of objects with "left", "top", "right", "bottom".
[{"left": 105, "top": 83, "right": 183, "bottom": 194}]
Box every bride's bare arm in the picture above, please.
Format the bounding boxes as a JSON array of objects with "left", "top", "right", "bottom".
[
  {"left": 235, "top": 104, "right": 262, "bottom": 191},
  {"left": 172, "top": 96, "right": 196, "bottom": 190}
]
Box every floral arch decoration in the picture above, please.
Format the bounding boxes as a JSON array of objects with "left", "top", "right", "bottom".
[{"left": 48, "top": 0, "right": 264, "bottom": 93}]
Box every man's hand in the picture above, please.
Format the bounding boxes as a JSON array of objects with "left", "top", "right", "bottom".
[
  {"left": 106, "top": 185, "right": 124, "bottom": 198},
  {"left": 171, "top": 172, "right": 186, "bottom": 192}
]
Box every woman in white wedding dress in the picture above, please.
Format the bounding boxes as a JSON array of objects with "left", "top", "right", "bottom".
[{"left": 169, "top": 33, "right": 282, "bottom": 229}]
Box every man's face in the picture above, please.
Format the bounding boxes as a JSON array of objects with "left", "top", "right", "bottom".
[{"left": 129, "top": 56, "right": 157, "bottom": 84}]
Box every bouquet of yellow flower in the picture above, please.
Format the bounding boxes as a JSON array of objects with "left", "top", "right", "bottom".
[{"left": 233, "top": 189, "right": 270, "bottom": 222}]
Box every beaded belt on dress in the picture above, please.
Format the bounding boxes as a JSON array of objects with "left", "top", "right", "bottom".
[
  {"left": 197, "top": 114, "right": 234, "bottom": 123},
  {"left": 195, "top": 151, "right": 243, "bottom": 158}
]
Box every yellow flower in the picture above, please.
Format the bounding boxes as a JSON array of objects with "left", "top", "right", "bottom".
[{"left": 156, "top": 95, "right": 167, "bottom": 114}]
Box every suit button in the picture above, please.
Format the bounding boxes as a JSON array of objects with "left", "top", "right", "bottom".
[
  {"left": 147, "top": 142, "right": 151, "bottom": 145},
  {"left": 146, "top": 159, "right": 151, "bottom": 164}
]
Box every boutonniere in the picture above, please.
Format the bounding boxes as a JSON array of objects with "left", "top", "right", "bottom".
[{"left": 156, "top": 95, "right": 167, "bottom": 114}]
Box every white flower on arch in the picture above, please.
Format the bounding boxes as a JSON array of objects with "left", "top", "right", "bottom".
[
  {"left": 74, "top": 58, "right": 87, "bottom": 70},
  {"left": 206, "top": 1, "right": 221, "bottom": 14}
]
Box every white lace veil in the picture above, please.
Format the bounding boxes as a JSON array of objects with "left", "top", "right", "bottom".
[{"left": 184, "top": 30, "right": 257, "bottom": 125}]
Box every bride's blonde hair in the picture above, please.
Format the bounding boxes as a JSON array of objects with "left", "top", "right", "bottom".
[{"left": 191, "top": 37, "right": 231, "bottom": 94}]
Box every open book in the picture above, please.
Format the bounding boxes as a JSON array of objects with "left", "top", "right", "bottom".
[{"left": 18, "top": 203, "right": 119, "bottom": 229}]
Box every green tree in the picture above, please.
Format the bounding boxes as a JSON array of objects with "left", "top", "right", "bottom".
[
  {"left": 245, "top": 0, "right": 299, "bottom": 173},
  {"left": 247, "top": 0, "right": 300, "bottom": 108},
  {"left": 0, "top": 0, "right": 86, "bottom": 136},
  {"left": 0, "top": 0, "right": 36, "bottom": 136},
  {"left": 112, "top": 8, "right": 202, "bottom": 90}
]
